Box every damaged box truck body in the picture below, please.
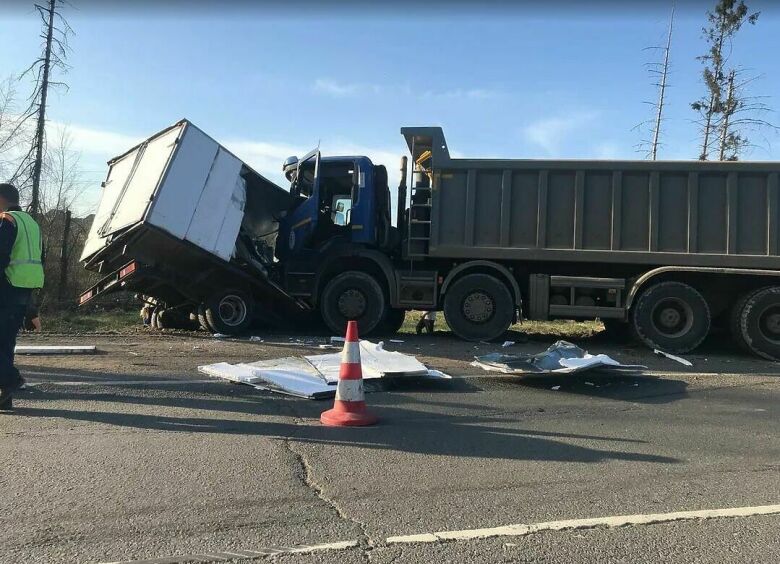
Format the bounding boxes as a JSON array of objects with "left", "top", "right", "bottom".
[
  {"left": 80, "top": 120, "right": 301, "bottom": 333},
  {"left": 81, "top": 122, "right": 780, "bottom": 360}
]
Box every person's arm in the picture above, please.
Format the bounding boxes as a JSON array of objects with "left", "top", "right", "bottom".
[{"left": 0, "top": 213, "right": 16, "bottom": 275}]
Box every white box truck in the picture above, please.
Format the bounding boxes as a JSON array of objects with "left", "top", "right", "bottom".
[{"left": 80, "top": 119, "right": 302, "bottom": 333}]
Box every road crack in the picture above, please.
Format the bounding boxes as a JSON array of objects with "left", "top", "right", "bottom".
[{"left": 280, "top": 406, "right": 377, "bottom": 562}]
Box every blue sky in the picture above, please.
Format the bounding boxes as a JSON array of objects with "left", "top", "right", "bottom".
[{"left": 1, "top": 1, "right": 779, "bottom": 214}]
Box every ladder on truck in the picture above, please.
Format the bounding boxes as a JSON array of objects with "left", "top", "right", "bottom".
[{"left": 407, "top": 148, "right": 432, "bottom": 257}]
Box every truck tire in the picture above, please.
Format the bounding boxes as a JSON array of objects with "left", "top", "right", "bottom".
[
  {"left": 378, "top": 308, "right": 406, "bottom": 335},
  {"left": 738, "top": 286, "right": 780, "bottom": 361},
  {"left": 197, "top": 304, "right": 213, "bottom": 332},
  {"left": 157, "top": 307, "right": 195, "bottom": 331},
  {"left": 204, "top": 290, "right": 254, "bottom": 335},
  {"left": 150, "top": 308, "right": 162, "bottom": 330},
  {"left": 444, "top": 273, "right": 514, "bottom": 342},
  {"left": 320, "top": 271, "right": 386, "bottom": 336},
  {"left": 631, "top": 281, "right": 710, "bottom": 353},
  {"left": 729, "top": 291, "right": 753, "bottom": 352}
]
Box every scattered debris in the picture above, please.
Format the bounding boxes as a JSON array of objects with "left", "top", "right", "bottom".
[
  {"left": 654, "top": 349, "right": 693, "bottom": 367},
  {"left": 501, "top": 341, "right": 515, "bottom": 348},
  {"left": 15, "top": 345, "right": 97, "bottom": 355},
  {"left": 306, "top": 341, "right": 430, "bottom": 383},
  {"left": 212, "top": 333, "right": 229, "bottom": 339},
  {"left": 584, "top": 381, "right": 595, "bottom": 386},
  {"left": 389, "top": 339, "right": 405, "bottom": 344},
  {"left": 199, "top": 340, "right": 450, "bottom": 400},
  {"left": 330, "top": 336, "right": 345, "bottom": 344},
  {"left": 551, "top": 385, "right": 561, "bottom": 390},
  {"left": 249, "top": 336, "right": 264, "bottom": 342},
  {"left": 472, "top": 340, "right": 645, "bottom": 375}
]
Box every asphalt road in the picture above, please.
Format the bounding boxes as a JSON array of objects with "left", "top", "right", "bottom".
[{"left": 2, "top": 332, "right": 779, "bottom": 563}]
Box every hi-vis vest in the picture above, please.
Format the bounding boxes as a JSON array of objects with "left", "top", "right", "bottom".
[{"left": 2, "top": 210, "right": 44, "bottom": 289}]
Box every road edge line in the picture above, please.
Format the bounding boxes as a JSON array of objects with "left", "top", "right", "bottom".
[{"left": 386, "top": 503, "right": 780, "bottom": 544}]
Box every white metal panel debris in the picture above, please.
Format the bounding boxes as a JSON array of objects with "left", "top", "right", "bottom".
[
  {"left": 654, "top": 349, "right": 693, "bottom": 367},
  {"left": 472, "top": 341, "right": 645, "bottom": 375},
  {"left": 198, "top": 340, "right": 450, "bottom": 399},
  {"left": 305, "top": 341, "right": 429, "bottom": 383}
]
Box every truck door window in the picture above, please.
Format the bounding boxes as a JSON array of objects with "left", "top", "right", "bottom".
[
  {"left": 318, "top": 161, "right": 355, "bottom": 226},
  {"left": 297, "top": 165, "right": 316, "bottom": 198},
  {"left": 332, "top": 197, "right": 352, "bottom": 226}
]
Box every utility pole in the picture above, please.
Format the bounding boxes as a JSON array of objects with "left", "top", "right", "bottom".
[{"left": 28, "top": 0, "right": 56, "bottom": 219}]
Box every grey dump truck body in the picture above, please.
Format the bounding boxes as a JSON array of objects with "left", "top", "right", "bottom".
[
  {"left": 403, "top": 127, "right": 780, "bottom": 269},
  {"left": 401, "top": 127, "right": 780, "bottom": 359}
]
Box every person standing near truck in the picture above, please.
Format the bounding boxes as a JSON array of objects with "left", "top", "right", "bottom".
[{"left": 0, "top": 183, "right": 45, "bottom": 410}]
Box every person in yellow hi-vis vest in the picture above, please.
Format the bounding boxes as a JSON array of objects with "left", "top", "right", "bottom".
[{"left": 0, "top": 183, "right": 44, "bottom": 411}]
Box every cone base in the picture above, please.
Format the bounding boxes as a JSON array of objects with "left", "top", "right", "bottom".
[{"left": 320, "top": 406, "right": 378, "bottom": 427}]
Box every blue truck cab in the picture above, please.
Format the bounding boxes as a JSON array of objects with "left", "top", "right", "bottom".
[
  {"left": 274, "top": 149, "right": 398, "bottom": 330},
  {"left": 278, "top": 152, "right": 394, "bottom": 259}
]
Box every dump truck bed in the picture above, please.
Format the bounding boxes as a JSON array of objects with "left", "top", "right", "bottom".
[{"left": 403, "top": 127, "right": 780, "bottom": 270}]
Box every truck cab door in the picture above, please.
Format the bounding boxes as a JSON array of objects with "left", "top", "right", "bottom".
[{"left": 281, "top": 148, "right": 321, "bottom": 256}]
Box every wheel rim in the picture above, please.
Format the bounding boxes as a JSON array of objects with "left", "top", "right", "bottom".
[
  {"left": 650, "top": 297, "right": 693, "bottom": 338},
  {"left": 462, "top": 291, "right": 494, "bottom": 323},
  {"left": 337, "top": 288, "right": 367, "bottom": 319},
  {"left": 218, "top": 295, "right": 248, "bottom": 327},
  {"left": 757, "top": 305, "right": 780, "bottom": 344}
]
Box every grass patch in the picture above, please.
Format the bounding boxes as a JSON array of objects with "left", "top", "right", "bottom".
[
  {"left": 42, "top": 310, "right": 140, "bottom": 333},
  {"left": 399, "top": 311, "right": 604, "bottom": 339}
]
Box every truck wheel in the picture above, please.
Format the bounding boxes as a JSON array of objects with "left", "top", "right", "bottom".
[
  {"left": 157, "top": 308, "right": 195, "bottom": 331},
  {"left": 739, "top": 286, "right": 780, "bottom": 361},
  {"left": 444, "top": 273, "right": 514, "bottom": 342},
  {"left": 204, "top": 290, "right": 254, "bottom": 335},
  {"left": 197, "top": 304, "right": 213, "bottom": 332},
  {"left": 631, "top": 281, "right": 710, "bottom": 353},
  {"left": 729, "top": 291, "right": 752, "bottom": 352},
  {"left": 150, "top": 308, "right": 162, "bottom": 330},
  {"left": 320, "top": 271, "right": 386, "bottom": 336},
  {"left": 378, "top": 308, "right": 406, "bottom": 335}
]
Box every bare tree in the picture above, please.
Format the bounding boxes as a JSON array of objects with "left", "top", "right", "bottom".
[
  {"left": 691, "top": 0, "right": 759, "bottom": 160},
  {"left": 37, "top": 125, "right": 89, "bottom": 306},
  {"left": 12, "top": 0, "right": 72, "bottom": 218},
  {"left": 0, "top": 77, "right": 34, "bottom": 178},
  {"left": 714, "top": 69, "right": 777, "bottom": 161},
  {"left": 635, "top": 5, "right": 675, "bottom": 160},
  {"left": 38, "top": 126, "right": 85, "bottom": 250}
]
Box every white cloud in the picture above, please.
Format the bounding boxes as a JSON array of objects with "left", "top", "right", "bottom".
[
  {"left": 523, "top": 111, "right": 599, "bottom": 155},
  {"left": 422, "top": 88, "right": 498, "bottom": 100},
  {"left": 593, "top": 141, "right": 621, "bottom": 160},
  {"left": 313, "top": 78, "right": 382, "bottom": 97},
  {"left": 314, "top": 80, "right": 498, "bottom": 101},
  {"left": 57, "top": 122, "right": 143, "bottom": 158}
]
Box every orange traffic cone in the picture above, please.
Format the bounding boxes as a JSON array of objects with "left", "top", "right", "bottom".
[{"left": 320, "top": 320, "right": 378, "bottom": 427}]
